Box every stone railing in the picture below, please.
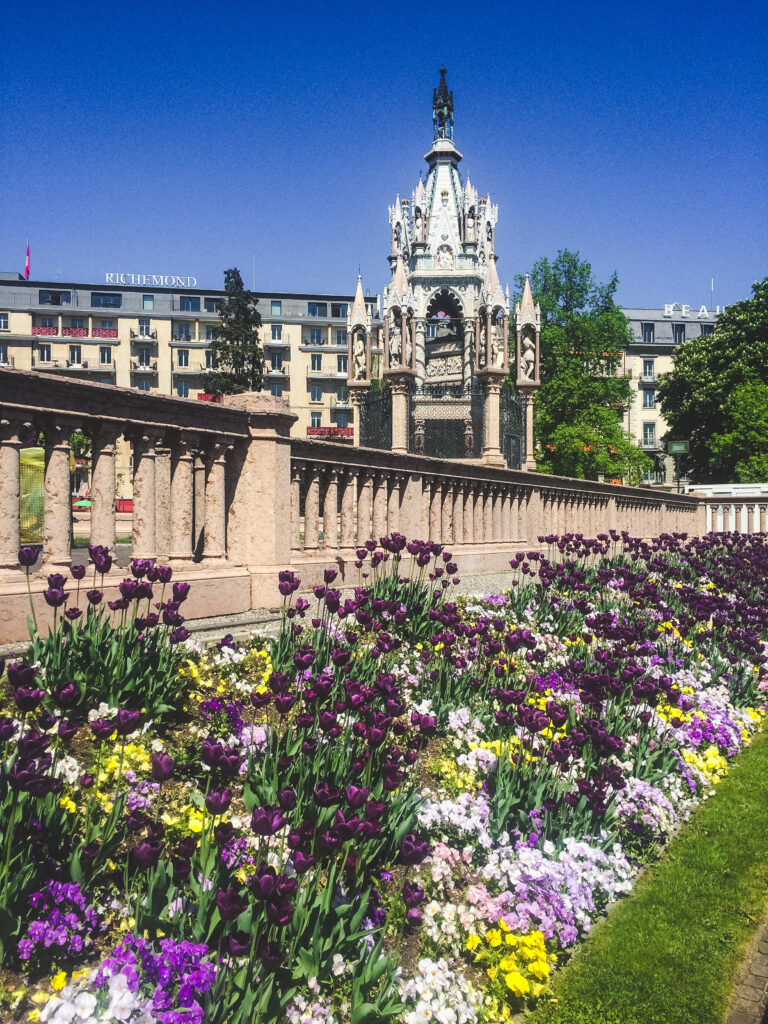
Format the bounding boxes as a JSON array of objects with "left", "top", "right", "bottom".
[
  {"left": 702, "top": 497, "right": 768, "bottom": 534},
  {"left": 289, "top": 439, "right": 703, "bottom": 580},
  {"left": 0, "top": 369, "right": 706, "bottom": 643}
]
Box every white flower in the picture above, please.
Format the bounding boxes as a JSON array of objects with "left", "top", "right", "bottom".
[
  {"left": 109, "top": 988, "right": 136, "bottom": 1021},
  {"left": 72, "top": 992, "right": 97, "bottom": 1019},
  {"left": 51, "top": 1003, "right": 77, "bottom": 1024}
]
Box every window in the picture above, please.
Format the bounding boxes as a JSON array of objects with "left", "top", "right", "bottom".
[
  {"left": 99, "top": 346, "right": 112, "bottom": 366},
  {"left": 331, "top": 303, "right": 348, "bottom": 318},
  {"left": 643, "top": 422, "right": 656, "bottom": 447},
  {"left": 138, "top": 346, "right": 151, "bottom": 367},
  {"left": 643, "top": 389, "right": 655, "bottom": 409},
  {"left": 38, "top": 343, "right": 51, "bottom": 362},
  {"left": 270, "top": 353, "right": 283, "bottom": 371},
  {"left": 0, "top": 343, "right": 8, "bottom": 365},
  {"left": 310, "top": 412, "right": 322, "bottom": 428},
  {"left": 673, "top": 323, "right": 686, "bottom": 344},
  {"left": 309, "top": 329, "right": 322, "bottom": 345},
  {"left": 700, "top": 324, "right": 714, "bottom": 335},
  {"left": 335, "top": 329, "right": 347, "bottom": 346},
  {"left": 336, "top": 412, "right": 349, "bottom": 429},
  {"left": 179, "top": 296, "right": 200, "bottom": 313},
  {"left": 308, "top": 302, "right": 328, "bottom": 318},
  {"left": 204, "top": 298, "right": 219, "bottom": 312},
  {"left": 310, "top": 383, "right": 323, "bottom": 402},
  {"left": 205, "top": 350, "right": 217, "bottom": 369},
  {"left": 311, "top": 353, "right": 322, "bottom": 371},
  {"left": 271, "top": 300, "right": 282, "bottom": 316},
  {"left": 177, "top": 349, "right": 189, "bottom": 368},
  {"left": 69, "top": 345, "right": 82, "bottom": 366},
  {"left": 143, "top": 295, "right": 154, "bottom": 310},
  {"left": 176, "top": 381, "right": 190, "bottom": 398},
  {"left": 0, "top": 313, "right": 8, "bottom": 330},
  {"left": 271, "top": 325, "right": 282, "bottom": 340},
  {"left": 91, "top": 293, "right": 122, "bottom": 308},
  {"left": 205, "top": 325, "right": 217, "bottom": 340},
  {"left": 336, "top": 385, "right": 347, "bottom": 402},
  {"left": 174, "top": 323, "right": 191, "bottom": 340},
  {"left": 137, "top": 378, "right": 151, "bottom": 392},
  {"left": 138, "top": 318, "right": 151, "bottom": 336},
  {"left": 641, "top": 323, "right": 654, "bottom": 344},
  {"left": 426, "top": 323, "right": 437, "bottom": 339},
  {"left": 271, "top": 382, "right": 283, "bottom": 398},
  {"left": 70, "top": 318, "right": 85, "bottom": 329},
  {"left": 40, "top": 317, "right": 55, "bottom": 328},
  {"left": 642, "top": 359, "right": 655, "bottom": 380},
  {"left": 39, "top": 289, "right": 71, "bottom": 305},
  {"left": 337, "top": 354, "right": 348, "bottom": 375},
  {"left": 605, "top": 358, "right": 617, "bottom": 376}
]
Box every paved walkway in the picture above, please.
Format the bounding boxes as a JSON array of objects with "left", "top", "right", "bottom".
[{"left": 726, "top": 911, "right": 768, "bottom": 1024}]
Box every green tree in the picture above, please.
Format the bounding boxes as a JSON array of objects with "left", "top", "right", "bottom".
[
  {"left": 657, "top": 277, "right": 768, "bottom": 482},
  {"left": 201, "top": 268, "right": 265, "bottom": 395},
  {"left": 516, "top": 250, "right": 651, "bottom": 484}
]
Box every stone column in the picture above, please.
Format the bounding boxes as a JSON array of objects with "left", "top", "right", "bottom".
[
  {"left": 502, "top": 487, "right": 512, "bottom": 543},
  {"left": 0, "top": 418, "right": 24, "bottom": 571},
  {"left": 203, "top": 441, "right": 228, "bottom": 561},
  {"left": 372, "top": 472, "right": 388, "bottom": 541},
  {"left": 131, "top": 430, "right": 159, "bottom": 560},
  {"left": 391, "top": 380, "right": 409, "bottom": 455},
  {"left": 340, "top": 469, "right": 356, "bottom": 548},
  {"left": 387, "top": 474, "right": 401, "bottom": 534},
  {"left": 323, "top": 468, "right": 339, "bottom": 550},
  {"left": 42, "top": 419, "right": 74, "bottom": 570},
  {"left": 155, "top": 442, "right": 172, "bottom": 562},
  {"left": 429, "top": 479, "right": 442, "bottom": 543},
  {"left": 479, "top": 371, "right": 505, "bottom": 465},
  {"left": 473, "top": 484, "right": 484, "bottom": 542},
  {"left": 304, "top": 464, "right": 320, "bottom": 552},
  {"left": 415, "top": 319, "right": 426, "bottom": 381},
  {"left": 482, "top": 486, "right": 492, "bottom": 542},
  {"left": 760, "top": 504, "right": 768, "bottom": 534},
  {"left": 169, "top": 434, "right": 195, "bottom": 566},
  {"left": 290, "top": 462, "right": 303, "bottom": 552},
  {"left": 90, "top": 423, "right": 119, "bottom": 554},
  {"left": 349, "top": 386, "right": 367, "bottom": 448},
  {"left": 453, "top": 483, "right": 464, "bottom": 544},
  {"left": 441, "top": 483, "right": 453, "bottom": 544},
  {"left": 357, "top": 470, "right": 372, "bottom": 542},
  {"left": 463, "top": 486, "right": 474, "bottom": 544},
  {"left": 492, "top": 486, "right": 502, "bottom": 542},
  {"left": 193, "top": 450, "right": 206, "bottom": 557}
]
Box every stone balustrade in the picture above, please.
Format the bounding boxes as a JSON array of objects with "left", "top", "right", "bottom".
[
  {"left": 702, "top": 497, "right": 768, "bottom": 534},
  {"left": 0, "top": 368, "right": 710, "bottom": 644}
]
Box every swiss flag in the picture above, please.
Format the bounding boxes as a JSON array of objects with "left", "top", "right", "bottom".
[{"left": 24, "top": 240, "right": 29, "bottom": 280}]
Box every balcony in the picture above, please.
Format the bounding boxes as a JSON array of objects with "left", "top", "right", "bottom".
[
  {"left": 62, "top": 327, "right": 88, "bottom": 338},
  {"left": 641, "top": 375, "right": 656, "bottom": 384},
  {"left": 130, "top": 328, "right": 158, "bottom": 340},
  {"left": 267, "top": 367, "right": 287, "bottom": 377},
  {"left": 264, "top": 337, "right": 289, "bottom": 348},
  {"left": 93, "top": 328, "right": 118, "bottom": 338},
  {"left": 331, "top": 395, "right": 351, "bottom": 410},
  {"left": 0, "top": 355, "right": 14, "bottom": 368},
  {"left": 173, "top": 361, "right": 205, "bottom": 373},
  {"left": 172, "top": 334, "right": 193, "bottom": 343},
  {"left": 306, "top": 426, "right": 353, "bottom": 441},
  {"left": 32, "top": 326, "right": 58, "bottom": 336},
  {"left": 131, "top": 360, "right": 158, "bottom": 373}
]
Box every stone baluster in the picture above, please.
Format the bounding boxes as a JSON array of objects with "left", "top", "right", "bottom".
[
  {"left": 759, "top": 504, "right": 767, "bottom": 534},
  {"left": 453, "top": 483, "right": 464, "bottom": 544},
  {"left": 501, "top": 487, "right": 512, "bottom": 543},
  {"left": 492, "top": 485, "right": 502, "bottom": 542},
  {"left": 203, "top": 441, "right": 228, "bottom": 561},
  {"left": 372, "top": 472, "right": 388, "bottom": 541},
  {"left": 441, "top": 482, "right": 454, "bottom": 544},
  {"left": 357, "top": 470, "right": 372, "bottom": 542},
  {"left": 473, "top": 483, "right": 484, "bottom": 542},
  {"left": 304, "top": 463, "right": 321, "bottom": 551},
  {"left": 483, "top": 485, "right": 493, "bottom": 543},
  {"left": 290, "top": 462, "right": 303, "bottom": 552},
  {"left": 0, "top": 418, "right": 24, "bottom": 571},
  {"left": 387, "top": 474, "right": 401, "bottom": 534},
  {"left": 169, "top": 434, "right": 195, "bottom": 565},
  {"left": 463, "top": 485, "right": 474, "bottom": 544},
  {"left": 193, "top": 449, "right": 206, "bottom": 557},
  {"left": 340, "top": 468, "right": 356, "bottom": 548},
  {"left": 42, "top": 418, "right": 74, "bottom": 570},
  {"left": 155, "top": 441, "right": 172, "bottom": 563},
  {"left": 429, "top": 479, "right": 442, "bottom": 543},
  {"left": 323, "top": 468, "right": 339, "bottom": 550},
  {"left": 90, "top": 423, "right": 120, "bottom": 554}
]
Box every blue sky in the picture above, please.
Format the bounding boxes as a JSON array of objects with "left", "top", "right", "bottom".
[{"left": 3, "top": 0, "right": 766, "bottom": 308}]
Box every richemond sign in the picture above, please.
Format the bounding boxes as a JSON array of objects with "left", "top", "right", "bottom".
[{"left": 104, "top": 273, "right": 198, "bottom": 288}]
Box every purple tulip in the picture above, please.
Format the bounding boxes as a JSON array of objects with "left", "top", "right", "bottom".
[
  {"left": 324, "top": 568, "right": 338, "bottom": 584},
  {"left": 313, "top": 782, "right": 342, "bottom": 807},
  {"left": 259, "top": 940, "right": 283, "bottom": 971},
  {"left": 151, "top": 752, "right": 175, "bottom": 782},
  {"left": 119, "top": 579, "right": 140, "bottom": 601},
  {"left": 108, "top": 598, "right": 129, "bottom": 611},
  {"left": 86, "top": 589, "right": 103, "bottom": 605},
  {"left": 274, "top": 693, "right": 296, "bottom": 715},
  {"left": 43, "top": 587, "right": 67, "bottom": 608},
  {"left": 65, "top": 608, "right": 82, "bottom": 622},
  {"left": 292, "top": 851, "right": 316, "bottom": 874},
  {"left": 277, "top": 788, "right": 297, "bottom": 811},
  {"left": 228, "top": 932, "right": 251, "bottom": 956},
  {"left": 205, "top": 788, "right": 232, "bottom": 815},
  {"left": 265, "top": 896, "right": 294, "bottom": 928},
  {"left": 115, "top": 708, "right": 141, "bottom": 736},
  {"left": 173, "top": 582, "right": 191, "bottom": 604},
  {"left": 248, "top": 864, "right": 278, "bottom": 900},
  {"left": 399, "top": 833, "right": 431, "bottom": 866},
  {"left": 216, "top": 888, "right": 247, "bottom": 922},
  {"left": 89, "top": 718, "right": 115, "bottom": 741},
  {"left": 345, "top": 785, "right": 370, "bottom": 809},
  {"left": 18, "top": 546, "right": 38, "bottom": 568},
  {"left": 402, "top": 881, "right": 425, "bottom": 908},
  {"left": 130, "top": 558, "right": 154, "bottom": 579},
  {"left": 131, "top": 840, "right": 162, "bottom": 870},
  {"left": 251, "top": 805, "right": 286, "bottom": 836},
  {"left": 169, "top": 627, "right": 190, "bottom": 644},
  {"left": 54, "top": 684, "right": 80, "bottom": 709},
  {"left": 70, "top": 564, "right": 86, "bottom": 581},
  {"left": 14, "top": 687, "right": 46, "bottom": 713}
]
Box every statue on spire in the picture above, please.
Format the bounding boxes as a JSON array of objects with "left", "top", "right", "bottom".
[{"left": 432, "top": 66, "right": 454, "bottom": 141}]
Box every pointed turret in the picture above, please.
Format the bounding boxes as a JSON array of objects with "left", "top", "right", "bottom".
[
  {"left": 516, "top": 273, "right": 540, "bottom": 329},
  {"left": 349, "top": 274, "right": 370, "bottom": 331},
  {"left": 391, "top": 253, "right": 409, "bottom": 302},
  {"left": 433, "top": 66, "right": 454, "bottom": 141}
]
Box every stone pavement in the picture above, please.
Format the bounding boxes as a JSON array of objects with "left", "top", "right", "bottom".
[{"left": 726, "top": 912, "right": 768, "bottom": 1024}]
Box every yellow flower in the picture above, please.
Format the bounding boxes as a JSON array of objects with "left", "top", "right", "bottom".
[
  {"left": 499, "top": 955, "right": 518, "bottom": 973},
  {"left": 31, "top": 993, "right": 50, "bottom": 1005},
  {"left": 466, "top": 933, "right": 482, "bottom": 952},
  {"left": 487, "top": 929, "right": 502, "bottom": 947},
  {"left": 59, "top": 796, "right": 76, "bottom": 814},
  {"left": 498, "top": 918, "right": 510, "bottom": 932},
  {"left": 51, "top": 971, "right": 67, "bottom": 992},
  {"left": 529, "top": 959, "right": 551, "bottom": 980},
  {"left": 504, "top": 970, "right": 531, "bottom": 996}
]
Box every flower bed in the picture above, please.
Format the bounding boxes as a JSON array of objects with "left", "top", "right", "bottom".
[{"left": 1, "top": 532, "right": 766, "bottom": 1023}]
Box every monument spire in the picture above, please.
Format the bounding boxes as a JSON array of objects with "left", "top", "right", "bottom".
[{"left": 432, "top": 65, "right": 454, "bottom": 142}]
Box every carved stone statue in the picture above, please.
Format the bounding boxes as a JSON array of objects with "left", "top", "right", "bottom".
[
  {"left": 437, "top": 245, "right": 453, "bottom": 269},
  {"left": 466, "top": 209, "right": 475, "bottom": 240},
  {"left": 353, "top": 332, "right": 366, "bottom": 379},
  {"left": 403, "top": 317, "right": 412, "bottom": 368},
  {"left": 389, "top": 314, "right": 401, "bottom": 366},
  {"left": 414, "top": 210, "right": 423, "bottom": 241},
  {"left": 520, "top": 332, "right": 536, "bottom": 381}
]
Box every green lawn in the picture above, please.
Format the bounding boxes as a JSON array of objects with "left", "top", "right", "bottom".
[{"left": 530, "top": 726, "right": 768, "bottom": 1024}]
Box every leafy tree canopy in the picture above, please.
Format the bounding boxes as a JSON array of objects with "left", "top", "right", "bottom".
[
  {"left": 657, "top": 277, "right": 768, "bottom": 483},
  {"left": 515, "top": 250, "right": 652, "bottom": 485},
  {"left": 201, "top": 268, "right": 265, "bottom": 395}
]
